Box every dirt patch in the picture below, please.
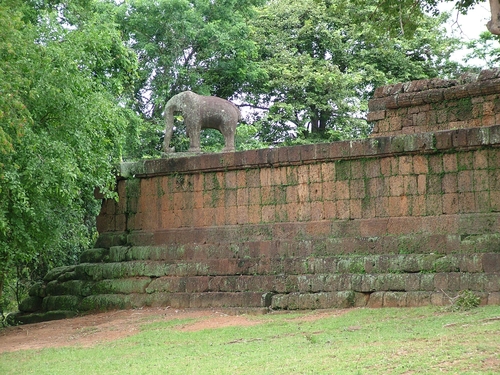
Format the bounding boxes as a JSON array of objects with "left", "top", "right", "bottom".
[
  {"left": 178, "top": 314, "right": 261, "bottom": 332},
  {"left": 482, "top": 356, "right": 500, "bottom": 371},
  {"left": 0, "top": 308, "right": 352, "bottom": 353},
  {"left": 0, "top": 308, "right": 261, "bottom": 353}
]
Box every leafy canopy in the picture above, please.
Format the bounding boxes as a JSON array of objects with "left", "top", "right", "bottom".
[
  {"left": 116, "top": 0, "right": 464, "bottom": 153},
  {"left": 0, "top": 0, "right": 140, "bottom": 310},
  {"left": 242, "top": 0, "right": 462, "bottom": 145},
  {"left": 115, "top": 0, "right": 266, "bottom": 156}
]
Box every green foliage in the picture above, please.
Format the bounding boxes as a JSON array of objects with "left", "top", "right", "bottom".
[
  {"left": 350, "top": 0, "right": 485, "bottom": 36},
  {"left": 235, "top": 123, "right": 268, "bottom": 151},
  {"left": 248, "top": 0, "right": 362, "bottom": 142},
  {"left": 108, "top": 0, "right": 466, "bottom": 151},
  {"left": 446, "top": 290, "right": 481, "bottom": 312},
  {"left": 465, "top": 31, "right": 500, "bottom": 68},
  {"left": 244, "top": 0, "right": 462, "bottom": 145},
  {"left": 115, "top": 0, "right": 266, "bottom": 157},
  {"left": 0, "top": 0, "right": 142, "bottom": 308}
]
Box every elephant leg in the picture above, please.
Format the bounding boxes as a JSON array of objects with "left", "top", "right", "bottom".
[
  {"left": 187, "top": 121, "right": 202, "bottom": 152},
  {"left": 163, "top": 124, "right": 174, "bottom": 153},
  {"left": 222, "top": 125, "right": 236, "bottom": 152}
]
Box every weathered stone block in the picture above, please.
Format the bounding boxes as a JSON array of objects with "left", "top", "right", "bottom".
[
  {"left": 191, "top": 292, "right": 264, "bottom": 308},
  {"left": 9, "top": 310, "right": 78, "bottom": 325},
  {"left": 488, "top": 292, "right": 500, "bottom": 305},
  {"left": 90, "top": 278, "right": 151, "bottom": 295},
  {"left": 483, "top": 253, "right": 500, "bottom": 273},
  {"left": 146, "top": 292, "right": 191, "bottom": 308},
  {"left": 43, "top": 265, "right": 77, "bottom": 283},
  {"left": 367, "top": 110, "right": 386, "bottom": 122},
  {"left": 28, "top": 282, "right": 46, "bottom": 298},
  {"left": 80, "top": 248, "right": 110, "bottom": 263},
  {"left": 383, "top": 292, "right": 407, "bottom": 307},
  {"left": 43, "top": 295, "right": 82, "bottom": 312},
  {"left": 434, "top": 256, "right": 460, "bottom": 273},
  {"left": 368, "top": 97, "right": 390, "bottom": 111},
  {"left": 484, "top": 274, "right": 500, "bottom": 292},
  {"left": 366, "top": 292, "right": 384, "bottom": 308},
  {"left": 419, "top": 274, "right": 435, "bottom": 291},
  {"left": 452, "top": 129, "right": 468, "bottom": 148},
  {"left": 19, "top": 296, "right": 43, "bottom": 313},
  {"left": 45, "top": 280, "right": 86, "bottom": 297},
  {"left": 407, "top": 291, "right": 431, "bottom": 307}
]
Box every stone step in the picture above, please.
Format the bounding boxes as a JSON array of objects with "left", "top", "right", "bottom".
[
  {"left": 271, "top": 291, "right": 500, "bottom": 310},
  {"left": 97, "top": 214, "right": 500, "bottom": 251},
  {"left": 8, "top": 310, "right": 78, "bottom": 325},
  {"left": 37, "top": 292, "right": 270, "bottom": 313},
  {"left": 59, "top": 253, "right": 500, "bottom": 282},
  {"left": 36, "top": 272, "right": 500, "bottom": 300},
  {"left": 91, "top": 230, "right": 500, "bottom": 262},
  {"left": 21, "top": 289, "right": 500, "bottom": 317}
]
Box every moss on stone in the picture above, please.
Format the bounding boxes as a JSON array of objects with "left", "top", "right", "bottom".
[
  {"left": 9, "top": 310, "right": 78, "bottom": 325},
  {"left": 18, "top": 296, "right": 43, "bottom": 313},
  {"left": 42, "top": 295, "right": 82, "bottom": 312},
  {"left": 90, "top": 278, "right": 152, "bottom": 295},
  {"left": 80, "top": 248, "right": 110, "bottom": 263},
  {"left": 43, "top": 265, "right": 76, "bottom": 283},
  {"left": 45, "top": 280, "right": 87, "bottom": 296}
]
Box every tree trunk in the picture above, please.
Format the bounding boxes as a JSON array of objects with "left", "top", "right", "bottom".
[
  {"left": 310, "top": 108, "right": 330, "bottom": 134},
  {"left": 310, "top": 109, "right": 320, "bottom": 133},
  {"left": 488, "top": 0, "right": 500, "bottom": 35}
]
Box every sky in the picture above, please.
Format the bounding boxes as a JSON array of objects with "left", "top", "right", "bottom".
[
  {"left": 439, "top": 1, "right": 491, "bottom": 40},
  {"left": 438, "top": 1, "right": 492, "bottom": 66}
]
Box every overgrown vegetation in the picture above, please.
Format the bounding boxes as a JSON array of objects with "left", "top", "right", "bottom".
[
  {"left": 444, "top": 290, "right": 482, "bottom": 312},
  {"left": 0, "top": 0, "right": 139, "bottom": 317},
  {"left": 1, "top": 306, "right": 499, "bottom": 374}
]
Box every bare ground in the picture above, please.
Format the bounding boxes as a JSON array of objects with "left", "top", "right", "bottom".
[{"left": 0, "top": 308, "right": 348, "bottom": 353}]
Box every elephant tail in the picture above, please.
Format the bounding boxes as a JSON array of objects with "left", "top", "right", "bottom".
[{"left": 232, "top": 102, "right": 242, "bottom": 122}]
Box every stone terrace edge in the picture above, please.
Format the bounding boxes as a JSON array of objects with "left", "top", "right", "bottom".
[{"left": 119, "top": 124, "right": 500, "bottom": 179}]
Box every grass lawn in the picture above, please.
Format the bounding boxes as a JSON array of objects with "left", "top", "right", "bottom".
[{"left": 1, "top": 306, "right": 499, "bottom": 374}]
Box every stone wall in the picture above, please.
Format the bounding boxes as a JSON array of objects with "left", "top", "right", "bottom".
[
  {"left": 16, "top": 71, "right": 500, "bottom": 323},
  {"left": 369, "top": 69, "right": 500, "bottom": 137}
]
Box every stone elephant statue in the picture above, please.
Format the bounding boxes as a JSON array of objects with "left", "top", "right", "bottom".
[{"left": 163, "top": 91, "right": 241, "bottom": 153}]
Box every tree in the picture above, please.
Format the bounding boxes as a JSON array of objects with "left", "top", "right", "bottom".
[
  {"left": 115, "top": 0, "right": 265, "bottom": 156},
  {"left": 488, "top": 0, "right": 500, "bottom": 34},
  {"left": 0, "top": 0, "right": 140, "bottom": 312},
  {"left": 357, "top": 1, "right": 500, "bottom": 35},
  {"left": 465, "top": 31, "right": 500, "bottom": 66},
  {"left": 113, "top": 0, "right": 464, "bottom": 150},
  {"left": 243, "top": 0, "right": 462, "bottom": 145}
]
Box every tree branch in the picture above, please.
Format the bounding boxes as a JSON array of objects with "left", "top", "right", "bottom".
[{"left": 237, "top": 104, "right": 270, "bottom": 111}]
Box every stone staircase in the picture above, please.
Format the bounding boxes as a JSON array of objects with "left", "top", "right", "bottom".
[{"left": 15, "top": 223, "right": 500, "bottom": 323}]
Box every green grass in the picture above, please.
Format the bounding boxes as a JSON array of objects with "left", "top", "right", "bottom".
[{"left": 1, "top": 306, "right": 499, "bottom": 374}]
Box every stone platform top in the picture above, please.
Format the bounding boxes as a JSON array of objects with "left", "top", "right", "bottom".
[{"left": 119, "top": 124, "right": 500, "bottom": 179}]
